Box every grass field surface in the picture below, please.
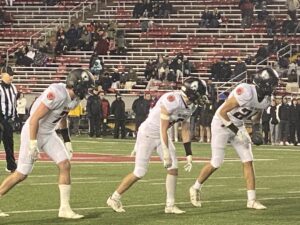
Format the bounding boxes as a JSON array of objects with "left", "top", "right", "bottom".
[{"left": 0, "top": 134, "right": 299, "bottom": 225}]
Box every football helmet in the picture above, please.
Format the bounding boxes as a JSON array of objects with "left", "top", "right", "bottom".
[
  {"left": 181, "top": 77, "right": 207, "bottom": 104},
  {"left": 66, "top": 69, "right": 95, "bottom": 99},
  {"left": 253, "top": 67, "right": 279, "bottom": 98}
]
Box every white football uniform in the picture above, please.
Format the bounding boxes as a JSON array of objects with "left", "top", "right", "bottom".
[
  {"left": 133, "top": 91, "right": 194, "bottom": 178},
  {"left": 210, "top": 83, "right": 271, "bottom": 168},
  {"left": 17, "top": 83, "right": 80, "bottom": 175}
]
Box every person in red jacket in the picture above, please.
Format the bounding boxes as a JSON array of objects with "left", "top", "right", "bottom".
[{"left": 100, "top": 92, "right": 110, "bottom": 136}]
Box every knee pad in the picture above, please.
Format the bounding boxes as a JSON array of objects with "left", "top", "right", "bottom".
[
  {"left": 133, "top": 166, "right": 147, "bottom": 178},
  {"left": 210, "top": 156, "right": 224, "bottom": 168}
]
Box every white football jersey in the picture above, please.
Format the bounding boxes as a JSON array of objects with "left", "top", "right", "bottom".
[
  {"left": 139, "top": 91, "right": 194, "bottom": 138},
  {"left": 215, "top": 83, "right": 271, "bottom": 127},
  {"left": 27, "top": 83, "right": 80, "bottom": 134}
]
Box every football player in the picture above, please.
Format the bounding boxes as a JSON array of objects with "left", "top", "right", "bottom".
[
  {"left": 107, "top": 77, "right": 207, "bottom": 214},
  {"left": 189, "top": 67, "right": 279, "bottom": 210},
  {"left": 0, "top": 69, "right": 94, "bottom": 218}
]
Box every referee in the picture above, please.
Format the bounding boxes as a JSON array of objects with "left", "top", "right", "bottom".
[{"left": 0, "top": 66, "right": 18, "bottom": 173}]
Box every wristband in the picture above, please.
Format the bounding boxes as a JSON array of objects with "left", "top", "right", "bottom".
[
  {"left": 183, "top": 142, "right": 192, "bottom": 156},
  {"left": 60, "top": 128, "right": 71, "bottom": 143},
  {"left": 227, "top": 123, "right": 239, "bottom": 134}
]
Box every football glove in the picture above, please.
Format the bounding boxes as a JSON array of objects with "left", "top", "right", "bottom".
[
  {"left": 29, "top": 140, "right": 39, "bottom": 161},
  {"left": 235, "top": 129, "right": 251, "bottom": 146},
  {"left": 252, "top": 132, "right": 264, "bottom": 145},
  {"left": 64, "top": 142, "right": 73, "bottom": 160},
  {"left": 184, "top": 155, "right": 192, "bottom": 172}
]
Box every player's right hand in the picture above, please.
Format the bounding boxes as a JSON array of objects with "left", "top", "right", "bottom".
[
  {"left": 163, "top": 152, "right": 172, "bottom": 168},
  {"left": 236, "top": 129, "right": 251, "bottom": 145},
  {"left": 29, "top": 140, "right": 39, "bottom": 161}
]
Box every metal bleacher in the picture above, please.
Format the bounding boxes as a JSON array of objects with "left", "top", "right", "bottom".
[{"left": 1, "top": 0, "right": 298, "bottom": 94}]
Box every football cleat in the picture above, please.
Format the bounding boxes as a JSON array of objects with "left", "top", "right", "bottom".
[
  {"left": 247, "top": 200, "right": 267, "bottom": 210},
  {"left": 164, "top": 205, "right": 186, "bottom": 214},
  {"left": 58, "top": 208, "right": 84, "bottom": 219},
  {"left": 107, "top": 196, "right": 125, "bottom": 213},
  {"left": 189, "top": 186, "right": 202, "bottom": 207},
  {"left": 0, "top": 210, "right": 9, "bottom": 217}
]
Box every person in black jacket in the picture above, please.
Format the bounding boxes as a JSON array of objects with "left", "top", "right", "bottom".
[
  {"left": 289, "top": 98, "right": 299, "bottom": 145},
  {"left": 111, "top": 93, "right": 126, "bottom": 139},
  {"left": 132, "top": 93, "right": 150, "bottom": 136},
  {"left": 261, "top": 108, "right": 271, "bottom": 144},
  {"left": 278, "top": 96, "right": 290, "bottom": 145},
  {"left": 86, "top": 89, "right": 102, "bottom": 137},
  {"left": 267, "top": 98, "right": 280, "bottom": 145}
]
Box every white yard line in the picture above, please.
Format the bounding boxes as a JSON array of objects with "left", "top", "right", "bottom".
[{"left": 4, "top": 196, "right": 300, "bottom": 215}]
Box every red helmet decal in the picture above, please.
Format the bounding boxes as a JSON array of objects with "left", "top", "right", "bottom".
[
  {"left": 47, "top": 91, "right": 55, "bottom": 100},
  {"left": 167, "top": 95, "right": 175, "bottom": 102}
]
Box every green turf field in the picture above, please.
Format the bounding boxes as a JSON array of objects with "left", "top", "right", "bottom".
[{"left": 0, "top": 134, "right": 300, "bottom": 225}]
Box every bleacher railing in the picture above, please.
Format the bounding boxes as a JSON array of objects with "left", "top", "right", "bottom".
[{"left": 5, "top": 0, "right": 98, "bottom": 66}]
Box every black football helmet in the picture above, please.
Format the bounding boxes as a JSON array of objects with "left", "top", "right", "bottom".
[
  {"left": 253, "top": 67, "right": 279, "bottom": 99},
  {"left": 181, "top": 77, "right": 207, "bottom": 104},
  {"left": 66, "top": 69, "right": 95, "bottom": 99}
]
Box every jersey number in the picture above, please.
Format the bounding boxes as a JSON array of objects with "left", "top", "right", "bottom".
[
  {"left": 233, "top": 108, "right": 252, "bottom": 120},
  {"left": 52, "top": 111, "right": 68, "bottom": 124}
]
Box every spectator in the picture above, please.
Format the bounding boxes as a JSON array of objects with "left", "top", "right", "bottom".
[
  {"left": 132, "top": 93, "right": 151, "bottom": 136},
  {"left": 268, "top": 98, "right": 280, "bottom": 145},
  {"left": 267, "top": 36, "right": 281, "bottom": 54},
  {"left": 94, "top": 36, "right": 109, "bottom": 55},
  {"left": 288, "top": 69, "right": 298, "bottom": 82},
  {"left": 55, "top": 35, "right": 68, "bottom": 56},
  {"left": 245, "top": 54, "right": 253, "bottom": 65},
  {"left": 220, "top": 58, "right": 232, "bottom": 81},
  {"left": 133, "top": 0, "right": 145, "bottom": 18},
  {"left": 115, "top": 30, "right": 126, "bottom": 55},
  {"left": 233, "top": 57, "right": 247, "bottom": 79},
  {"left": 255, "top": 45, "right": 268, "bottom": 64},
  {"left": 66, "top": 24, "right": 78, "bottom": 50},
  {"left": 286, "top": 0, "right": 300, "bottom": 22},
  {"left": 16, "top": 92, "right": 27, "bottom": 131},
  {"left": 99, "top": 92, "right": 110, "bottom": 136},
  {"left": 90, "top": 56, "right": 103, "bottom": 77},
  {"left": 198, "top": 101, "right": 214, "bottom": 143},
  {"left": 78, "top": 28, "right": 92, "bottom": 51},
  {"left": 107, "top": 20, "right": 117, "bottom": 39},
  {"left": 240, "top": 0, "right": 254, "bottom": 28},
  {"left": 0, "top": 9, "right": 5, "bottom": 27},
  {"left": 266, "top": 16, "right": 277, "bottom": 37},
  {"left": 210, "top": 8, "right": 222, "bottom": 28},
  {"left": 111, "top": 93, "right": 126, "bottom": 139},
  {"left": 289, "top": 98, "right": 299, "bottom": 145},
  {"left": 100, "top": 72, "right": 112, "bottom": 93},
  {"left": 281, "top": 15, "right": 296, "bottom": 36},
  {"left": 159, "top": 0, "right": 173, "bottom": 18},
  {"left": 68, "top": 102, "right": 83, "bottom": 136},
  {"left": 199, "top": 7, "right": 211, "bottom": 28},
  {"left": 261, "top": 108, "right": 271, "bottom": 144},
  {"left": 257, "top": 5, "right": 269, "bottom": 22},
  {"left": 86, "top": 89, "right": 102, "bottom": 138},
  {"left": 111, "top": 68, "right": 121, "bottom": 89},
  {"left": 183, "top": 56, "right": 194, "bottom": 77},
  {"left": 56, "top": 27, "right": 66, "bottom": 41},
  {"left": 278, "top": 96, "right": 291, "bottom": 145},
  {"left": 144, "top": 59, "right": 156, "bottom": 80}
]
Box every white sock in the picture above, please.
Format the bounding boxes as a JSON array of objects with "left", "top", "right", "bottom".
[
  {"left": 247, "top": 190, "right": 256, "bottom": 201},
  {"left": 193, "top": 180, "right": 202, "bottom": 190},
  {"left": 112, "top": 191, "right": 121, "bottom": 200},
  {"left": 59, "top": 184, "right": 71, "bottom": 210},
  {"left": 166, "top": 174, "right": 177, "bottom": 207}
]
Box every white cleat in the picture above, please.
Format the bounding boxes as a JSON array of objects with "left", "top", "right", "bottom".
[
  {"left": 164, "top": 205, "right": 186, "bottom": 214},
  {"left": 189, "top": 187, "right": 202, "bottom": 207},
  {"left": 247, "top": 200, "right": 267, "bottom": 210},
  {"left": 58, "top": 209, "right": 84, "bottom": 219},
  {"left": 0, "top": 210, "right": 9, "bottom": 217},
  {"left": 107, "top": 196, "right": 125, "bottom": 213}
]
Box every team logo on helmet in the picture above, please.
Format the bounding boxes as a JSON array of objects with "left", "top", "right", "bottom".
[
  {"left": 81, "top": 71, "right": 90, "bottom": 82},
  {"left": 190, "top": 81, "right": 199, "bottom": 91}
]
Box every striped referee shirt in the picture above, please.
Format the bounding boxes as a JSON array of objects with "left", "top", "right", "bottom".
[{"left": 0, "top": 82, "right": 18, "bottom": 120}]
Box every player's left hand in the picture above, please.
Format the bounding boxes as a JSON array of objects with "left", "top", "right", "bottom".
[
  {"left": 184, "top": 155, "right": 192, "bottom": 172},
  {"left": 64, "top": 142, "right": 73, "bottom": 160}
]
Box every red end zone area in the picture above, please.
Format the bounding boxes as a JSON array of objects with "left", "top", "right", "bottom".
[{"left": 0, "top": 152, "right": 210, "bottom": 163}]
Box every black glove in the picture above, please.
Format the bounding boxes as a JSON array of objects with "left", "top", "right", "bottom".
[{"left": 252, "top": 131, "right": 264, "bottom": 145}]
